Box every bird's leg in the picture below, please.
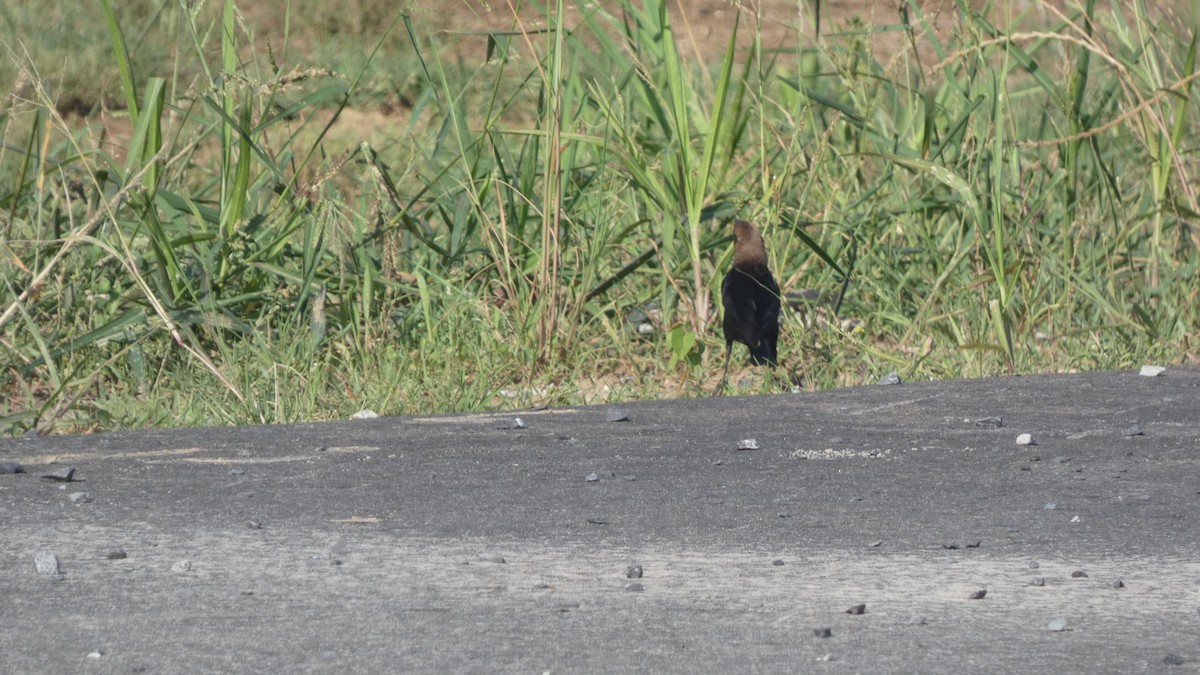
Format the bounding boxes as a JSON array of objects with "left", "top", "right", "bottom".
[{"left": 718, "top": 341, "right": 733, "bottom": 394}]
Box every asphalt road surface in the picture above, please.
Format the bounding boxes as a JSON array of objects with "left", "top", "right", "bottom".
[{"left": 2, "top": 369, "right": 1199, "bottom": 673}]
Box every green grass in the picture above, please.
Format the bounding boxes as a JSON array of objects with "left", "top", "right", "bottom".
[{"left": 2, "top": 0, "right": 1198, "bottom": 435}]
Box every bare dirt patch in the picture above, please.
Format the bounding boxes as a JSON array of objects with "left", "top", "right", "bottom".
[{"left": 401, "top": 0, "right": 1069, "bottom": 65}]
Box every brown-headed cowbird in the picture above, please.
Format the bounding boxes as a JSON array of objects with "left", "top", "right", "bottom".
[{"left": 720, "top": 220, "right": 780, "bottom": 387}]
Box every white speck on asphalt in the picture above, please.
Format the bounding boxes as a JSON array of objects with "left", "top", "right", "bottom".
[{"left": 33, "top": 550, "right": 61, "bottom": 575}]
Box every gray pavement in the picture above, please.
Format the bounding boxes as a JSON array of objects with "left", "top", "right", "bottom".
[{"left": 2, "top": 369, "right": 1199, "bottom": 673}]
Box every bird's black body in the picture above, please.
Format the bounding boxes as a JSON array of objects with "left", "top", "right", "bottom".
[
  {"left": 720, "top": 220, "right": 780, "bottom": 387},
  {"left": 722, "top": 262, "right": 780, "bottom": 365}
]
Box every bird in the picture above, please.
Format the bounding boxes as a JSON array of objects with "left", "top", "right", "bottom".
[{"left": 720, "top": 220, "right": 781, "bottom": 388}]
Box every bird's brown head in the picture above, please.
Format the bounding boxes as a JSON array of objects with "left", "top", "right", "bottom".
[{"left": 731, "top": 220, "right": 767, "bottom": 265}]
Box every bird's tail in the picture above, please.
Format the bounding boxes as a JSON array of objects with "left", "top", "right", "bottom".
[{"left": 749, "top": 341, "right": 777, "bottom": 367}]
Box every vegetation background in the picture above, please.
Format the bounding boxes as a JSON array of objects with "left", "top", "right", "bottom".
[{"left": 1, "top": 0, "right": 1197, "bottom": 435}]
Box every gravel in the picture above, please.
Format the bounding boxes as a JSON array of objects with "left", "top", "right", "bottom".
[
  {"left": 0, "top": 461, "right": 25, "bottom": 474},
  {"left": 605, "top": 408, "right": 630, "bottom": 423},
  {"left": 40, "top": 466, "right": 76, "bottom": 482},
  {"left": 33, "top": 550, "right": 61, "bottom": 575},
  {"left": 1047, "top": 617, "right": 1069, "bottom": 632}
]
